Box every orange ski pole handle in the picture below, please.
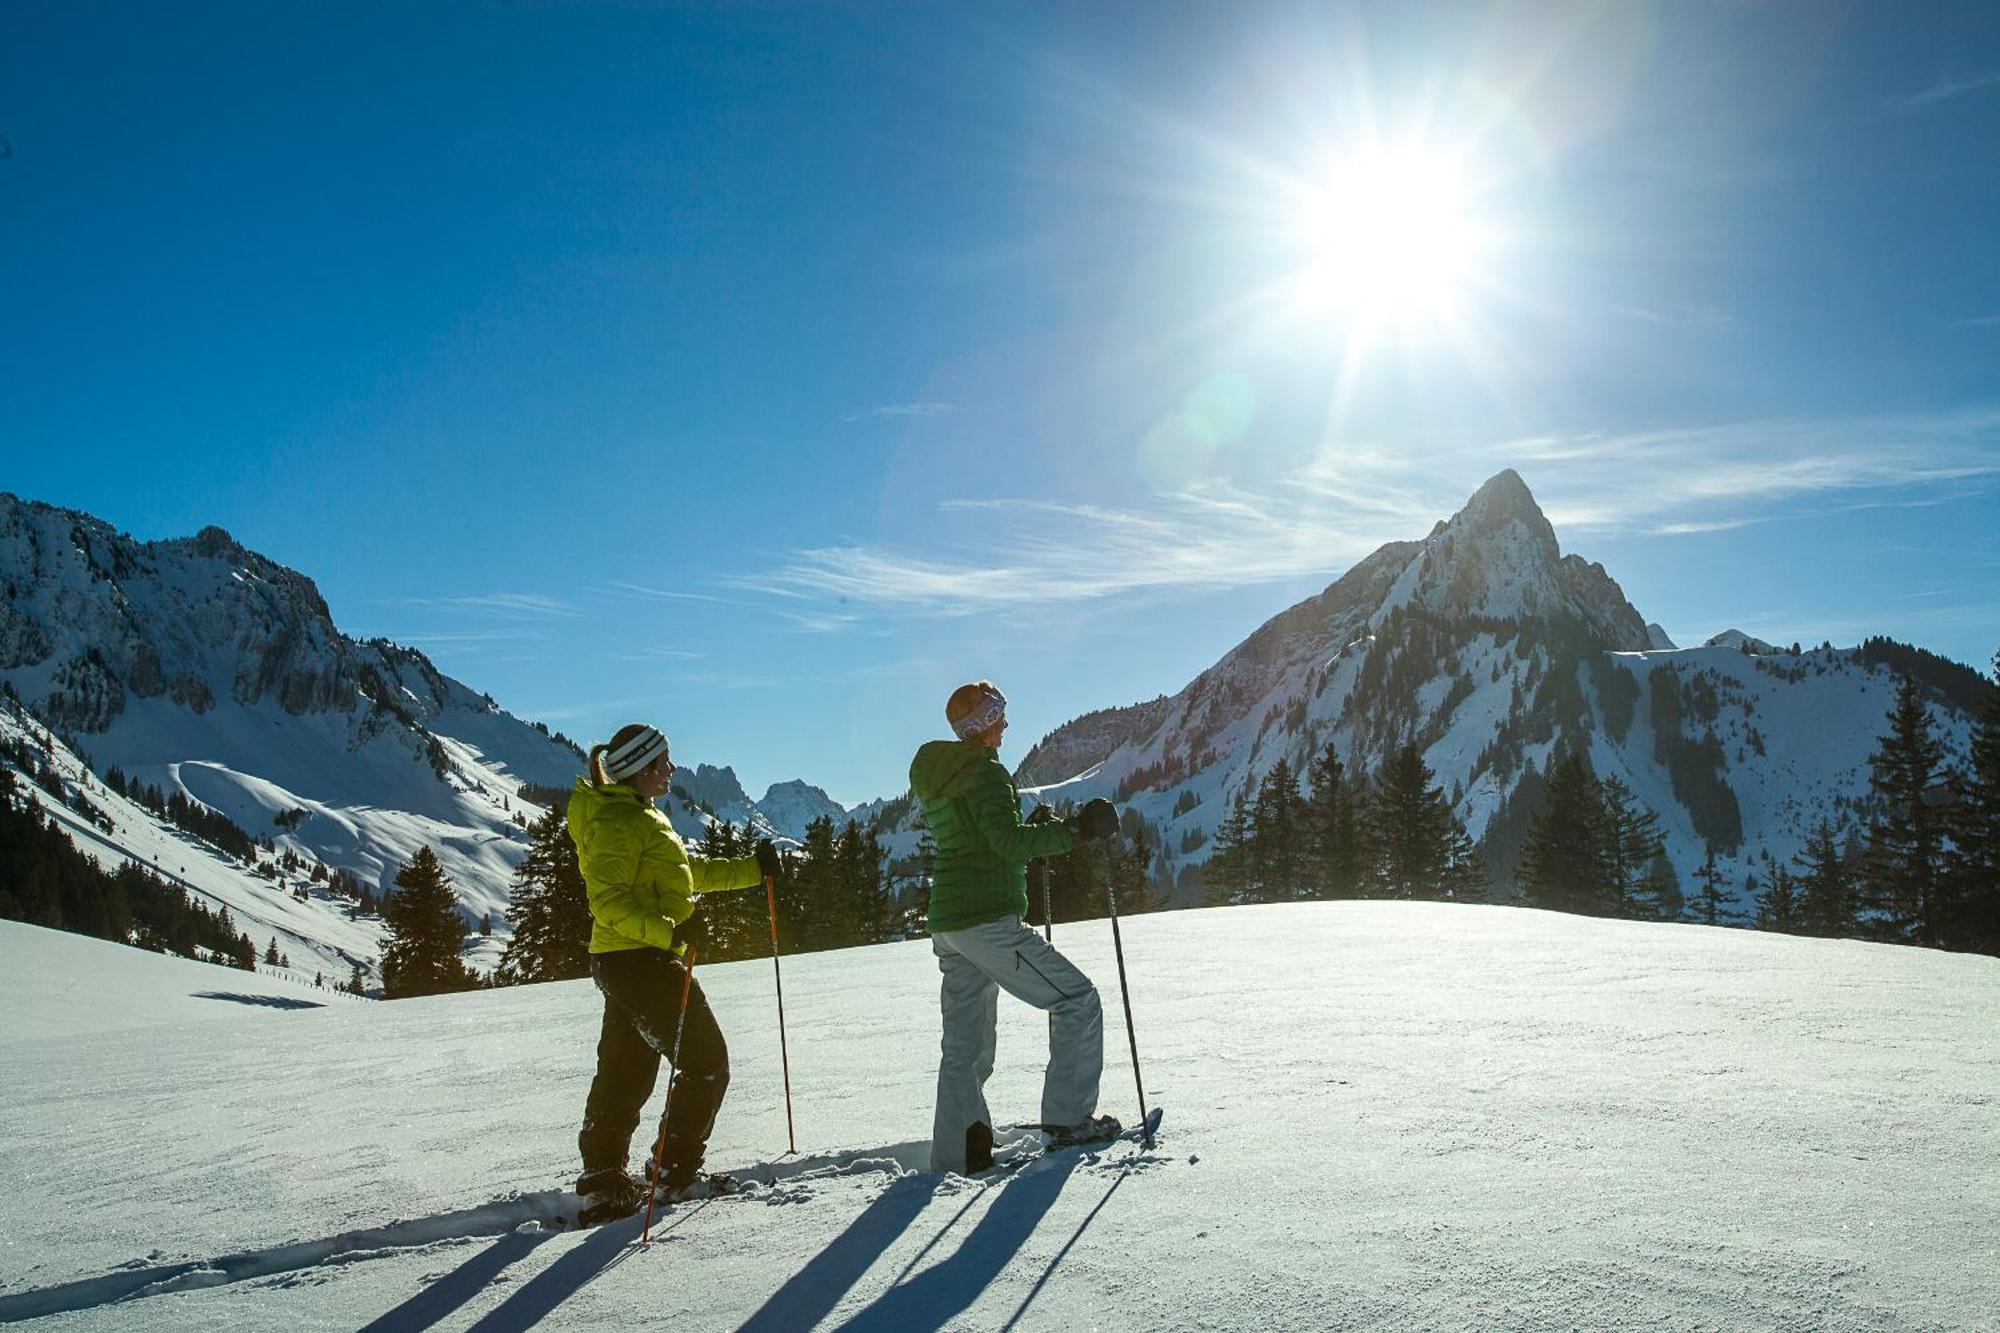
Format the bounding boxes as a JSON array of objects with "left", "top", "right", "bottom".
[{"left": 766, "top": 874, "right": 797, "bottom": 1155}]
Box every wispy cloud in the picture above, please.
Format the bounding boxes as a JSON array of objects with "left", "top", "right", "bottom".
[
  {"left": 734, "top": 408, "right": 2000, "bottom": 617},
  {"left": 1898, "top": 70, "right": 2000, "bottom": 111},
  {"left": 1953, "top": 314, "right": 2000, "bottom": 329},
  {"left": 842, "top": 402, "right": 955, "bottom": 423},
  {"left": 608, "top": 647, "right": 709, "bottom": 663},
  {"left": 596, "top": 581, "right": 730, "bottom": 605},
  {"left": 385, "top": 592, "right": 580, "bottom": 617}
]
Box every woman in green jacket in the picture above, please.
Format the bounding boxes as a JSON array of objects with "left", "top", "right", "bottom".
[
  {"left": 568, "top": 722, "right": 779, "bottom": 1222},
  {"left": 910, "top": 681, "right": 1122, "bottom": 1173}
]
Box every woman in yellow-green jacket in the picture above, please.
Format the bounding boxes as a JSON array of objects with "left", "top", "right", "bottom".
[{"left": 567, "top": 722, "right": 779, "bottom": 1222}]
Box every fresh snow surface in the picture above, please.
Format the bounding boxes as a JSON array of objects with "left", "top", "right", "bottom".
[{"left": 3, "top": 904, "right": 1995, "bottom": 1331}]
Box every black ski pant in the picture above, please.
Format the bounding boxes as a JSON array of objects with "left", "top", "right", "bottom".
[{"left": 577, "top": 946, "right": 729, "bottom": 1181}]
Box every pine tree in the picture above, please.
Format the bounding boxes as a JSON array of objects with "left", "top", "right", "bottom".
[
  {"left": 348, "top": 961, "right": 367, "bottom": 995},
  {"left": 1204, "top": 788, "right": 1253, "bottom": 906},
  {"left": 263, "top": 936, "right": 281, "bottom": 967},
  {"left": 1795, "top": 821, "right": 1858, "bottom": 938},
  {"left": 380, "top": 847, "right": 478, "bottom": 998},
  {"left": 1945, "top": 649, "right": 1999, "bottom": 954},
  {"left": 1755, "top": 865, "right": 1799, "bottom": 933},
  {"left": 686, "top": 817, "right": 762, "bottom": 962},
  {"left": 1600, "top": 777, "right": 1666, "bottom": 918},
  {"left": 1370, "top": 745, "right": 1473, "bottom": 900},
  {"left": 832, "top": 819, "right": 891, "bottom": 948},
  {"left": 1862, "top": 674, "right": 1948, "bottom": 945},
  {"left": 496, "top": 808, "right": 592, "bottom": 984},
  {"left": 1305, "top": 743, "right": 1369, "bottom": 900},
  {"left": 1247, "top": 758, "right": 1310, "bottom": 901},
  {"left": 779, "top": 817, "right": 841, "bottom": 952},
  {"left": 1518, "top": 750, "right": 1616, "bottom": 915},
  {"left": 1630, "top": 851, "right": 1684, "bottom": 921},
  {"left": 1691, "top": 845, "right": 1729, "bottom": 927}
]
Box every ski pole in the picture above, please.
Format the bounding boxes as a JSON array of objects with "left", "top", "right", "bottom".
[
  {"left": 1103, "top": 874, "right": 1155, "bottom": 1149},
  {"left": 642, "top": 942, "right": 701, "bottom": 1243},
  {"left": 1036, "top": 858, "right": 1054, "bottom": 942},
  {"left": 765, "top": 874, "right": 797, "bottom": 1155}
]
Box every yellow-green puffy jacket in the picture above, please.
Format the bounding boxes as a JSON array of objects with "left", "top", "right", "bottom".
[{"left": 567, "top": 777, "right": 762, "bottom": 955}]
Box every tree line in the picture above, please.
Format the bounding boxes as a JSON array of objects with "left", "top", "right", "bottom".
[
  {"left": 1202, "top": 742, "right": 1484, "bottom": 905},
  {"left": 1748, "top": 662, "right": 1999, "bottom": 954},
  {"left": 0, "top": 765, "right": 261, "bottom": 969}
]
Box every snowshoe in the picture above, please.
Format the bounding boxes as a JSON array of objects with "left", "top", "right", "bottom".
[
  {"left": 1043, "top": 1114, "right": 1123, "bottom": 1150},
  {"left": 574, "top": 1167, "right": 644, "bottom": 1227},
  {"left": 651, "top": 1170, "right": 741, "bottom": 1204}
]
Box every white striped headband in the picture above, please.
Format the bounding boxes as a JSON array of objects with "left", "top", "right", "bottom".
[
  {"left": 950, "top": 685, "right": 1007, "bottom": 741},
  {"left": 603, "top": 726, "right": 671, "bottom": 781}
]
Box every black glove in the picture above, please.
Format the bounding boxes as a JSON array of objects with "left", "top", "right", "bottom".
[
  {"left": 1025, "top": 805, "right": 1058, "bottom": 826},
  {"left": 1071, "top": 797, "right": 1119, "bottom": 842},
  {"left": 673, "top": 909, "right": 709, "bottom": 958},
  {"left": 755, "top": 838, "right": 782, "bottom": 882}
]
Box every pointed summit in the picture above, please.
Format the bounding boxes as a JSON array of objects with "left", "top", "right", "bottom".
[{"left": 1454, "top": 469, "right": 1558, "bottom": 555}]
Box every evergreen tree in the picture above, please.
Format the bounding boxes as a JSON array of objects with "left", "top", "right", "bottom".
[
  {"left": 263, "top": 936, "right": 280, "bottom": 966},
  {"left": 1862, "top": 674, "right": 1947, "bottom": 944},
  {"left": 1630, "top": 851, "right": 1685, "bottom": 922},
  {"left": 380, "top": 847, "right": 478, "bottom": 998},
  {"left": 1370, "top": 745, "right": 1476, "bottom": 900},
  {"left": 496, "top": 808, "right": 592, "bottom": 984},
  {"left": 1691, "top": 845, "right": 1730, "bottom": 927},
  {"left": 1600, "top": 777, "right": 1666, "bottom": 918},
  {"left": 1204, "top": 788, "right": 1253, "bottom": 906},
  {"left": 1247, "top": 758, "right": 1310, "bottom": 901},
  {"left": 1518, "top": 750, "right": 1616, "bottom": 915},
  {"left": 831, "top": 819, "right": 892, "bottom": 948},
  {"left": 1305, "top": 743, "right": 1369, "bottom": 900},
  {"left": 779, "top": 817, "right": 841, "bottom": 952},
  {"left": 1755, "top": 865, "right": 1799, "bottom": 933},
  {"left": 1795, "top": 821, "right": 1858, "bottom": 938},
  {"left": 1945, "top": 649, "right": 2000, "bottom": 954},
  {"left": 686, "top": 816, "right": 765, "bottom": 962}
]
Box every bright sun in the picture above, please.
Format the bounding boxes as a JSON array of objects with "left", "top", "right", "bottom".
[{"left": 1292, "top": 145, "right": 1488, "bottom": 328}]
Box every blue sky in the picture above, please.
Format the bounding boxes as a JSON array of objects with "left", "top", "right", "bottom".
[{"left": 3, "top": 2, "right": 1997, "bottom": 805}]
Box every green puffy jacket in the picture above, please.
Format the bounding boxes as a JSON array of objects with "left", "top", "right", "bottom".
[
  {"left": 567, "top": 777, "right": 762, "bottom": 956},
  {"left": 910, "top": 739, "right": 1073, "bottom": 934}
]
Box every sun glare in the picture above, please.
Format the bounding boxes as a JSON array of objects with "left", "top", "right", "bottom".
[{"left": 1291, "top": 146, "right": 1488, "bottom": 328}]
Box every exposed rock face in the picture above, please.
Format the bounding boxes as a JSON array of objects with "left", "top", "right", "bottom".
[{"left": 0, "top": 493, "right": 449, "bottom": 735}]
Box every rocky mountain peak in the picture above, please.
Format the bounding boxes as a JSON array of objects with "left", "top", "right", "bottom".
[{"left": 1454, "top": 468, "right": 1557, "bottom": 552}]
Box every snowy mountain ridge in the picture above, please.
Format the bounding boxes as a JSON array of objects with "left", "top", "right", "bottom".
[
  {"left": 1006, "top": 471, "right": 1978, "bottom": 908},
  {"left": 0, "top": 494, "right": 852, "bottom": 977}
]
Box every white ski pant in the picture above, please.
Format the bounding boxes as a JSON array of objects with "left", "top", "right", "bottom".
[{"left": 929, "top": 915, "right": 1103, "bottom": 1172}]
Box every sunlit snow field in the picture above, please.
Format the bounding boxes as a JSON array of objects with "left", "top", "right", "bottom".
[{"left": 1, "top": 903, "right": 1995, "bottom": 1331}]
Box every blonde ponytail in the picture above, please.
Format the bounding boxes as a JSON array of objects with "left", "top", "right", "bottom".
[{"left": 588, "top": 743, "right": 612, "bottom": 786}]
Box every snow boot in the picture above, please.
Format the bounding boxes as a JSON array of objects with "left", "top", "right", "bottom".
[
  {"left": 1045, "top": 1114, "right": 1122, "bottom": 1150},
  {"left": 575, "top": 1167, "right": 643, "bottom": 1227}
]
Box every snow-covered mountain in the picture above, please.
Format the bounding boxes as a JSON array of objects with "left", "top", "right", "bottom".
[
  {"left": 1011, "top": 471, "right": 1980, "bottom": 907},
  {"left": 0, "top": 494, "right": 841, "bottom": 976},
  {"left": 755, "top": 779, "right": 852, "bottom": 841}
]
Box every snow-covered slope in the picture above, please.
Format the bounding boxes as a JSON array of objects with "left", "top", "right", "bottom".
[
  {"left": 1015, "top": 472, "right": 1979, "bottom": 909},
  {"left": 0, "top": 494, "right": 834, "bottom": 973},
  {"left": 1, "top": 694, "right": 392, "bottom": 981},
  {"left": 2, "top": 904, "right": 1993, "bottom": 1330}
]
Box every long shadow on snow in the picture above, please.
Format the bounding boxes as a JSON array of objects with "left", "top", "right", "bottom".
[
  {"left": 191, "top": 991, "right": 327, "bottom": 1010},
  {"left": 354, "top": 1228, "right": 554, "bottom": 1333},
  {"left": 457, "top": 1213, "right": 648, "bottom": 1333},
  {"left": 0, "top": 1193, "right": 571, "bottom": 1324},
  {"left": 820, "top": 1155, "right": 1081, "bottom": 1333}
]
